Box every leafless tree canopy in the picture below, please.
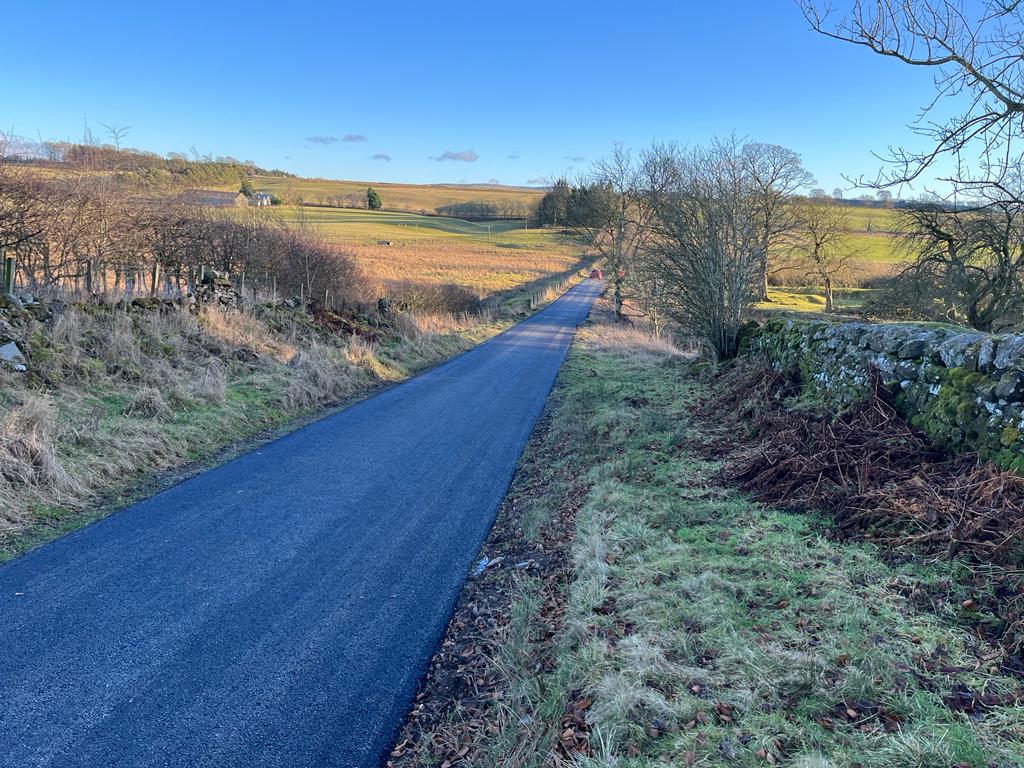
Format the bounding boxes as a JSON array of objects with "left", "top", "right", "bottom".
[
  {"left": 643, "top": 138, "right": 768, "bottom": 359},
  {"left": 791, "top": 196, "right": 856, "bottom": 312},
  {"left": 565, "top": 145, "right": 661, "bottom": 318},
  {"left": 801, "top": 0, "right": 1024, "bottom": 197},
  {"left": 892, "top": 188, "right": 1024, "bottom": 328},
  {"left": 0, "top": 147, "right": 370, "bottom": 304},
  {"left": 742, "top": 143, "right": 815, "bottom": 299},
  {"left": 539, "top": 139, "right": 813, "bottom": 355}
]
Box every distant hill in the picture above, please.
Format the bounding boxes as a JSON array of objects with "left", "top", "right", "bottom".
[{"left": 3, "top": 136, "right": 293, "bottom": 189}]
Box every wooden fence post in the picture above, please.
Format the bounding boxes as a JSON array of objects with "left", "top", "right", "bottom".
[{"left": 2, "top": 251, "right": 15, "bottom": 296}]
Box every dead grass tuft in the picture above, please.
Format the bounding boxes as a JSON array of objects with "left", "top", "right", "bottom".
[
  {"left": 580, "top": 322, "right": 690, "bottom": 360},
  {"left": 190, "top": 363, "right": 228, "bottom": 405},
  {"left": 201, "top": 306, "right": 296, "bottom": 363},
  {"left": 125, "top": 387, "right": 172, "bottom": 420},
  {"left": 0, "top": 396, "right": 88, "bottom": 523}
]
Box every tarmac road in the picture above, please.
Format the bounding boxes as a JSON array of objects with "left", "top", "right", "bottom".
[{"left": 0, "top": 279, "right": 602, "bottom": 768}]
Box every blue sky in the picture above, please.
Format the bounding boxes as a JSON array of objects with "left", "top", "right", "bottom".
[{"left": 2, "top": 1, "right": 948, "bottom": 192}]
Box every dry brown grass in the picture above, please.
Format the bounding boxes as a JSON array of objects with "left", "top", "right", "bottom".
[
  {"left": 0, "top": 396, "right": 88, "bottom": 530},
  {"left": 347, "top": 241, "right": 582, "bottom": 297},
  {"left": 125, "top": 387, "right": 172, "bottom": 419},
  {"left": 201, "top": 307, "right": 297, "bottom": 363},
  {"left": 579, "top": 322, "right": 691, "bottom": 360}
]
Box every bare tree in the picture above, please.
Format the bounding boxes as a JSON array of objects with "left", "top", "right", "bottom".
[
  {"left": 99, "top": 123, "right": 131, "bottom": 151},
  {"left": 792, "top": 197, "right": 856, "bottom": 312},
  {"left": 801, "top": 0, "right": 1024, "bottom": 198},
  {"left": 567, "top": 145, "right": 662, "bottom": 319},
  {"left": 0, "top": 146, "right": 368, "bottom": 304},
  {"left": 742, "top": 142, "right": 815, "bottom": 300},
  {"left": 0, "top": 136, "right": 47, "bottom": 255},
  {"left": 892, "top": 189, "right": 1024, "bottom": 329},
  {"left": 644, "top": 137, "right": 767, "bottom": 359}
]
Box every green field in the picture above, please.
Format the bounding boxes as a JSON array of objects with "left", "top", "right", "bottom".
[
  {"left": 275, "top": 206, "right": 549, "bottom": 247},
  {"left": 766, "top": 205, "right": 904, "bottom": 313},
  {"left": 252, "top": 175, "right": 543, "bottom": 216},
  {"left": 759, "top": 286, "right": 876, "bottom": 314},
  {"left": 842, "top": 206, "right": 905, "bottom": 264}
]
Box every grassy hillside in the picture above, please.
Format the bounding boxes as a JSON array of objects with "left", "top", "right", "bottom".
[
  {"left": 252, "top": 175, "right": 543, "bottom": 215},
  {"left": 278, "top": 206, "right": 539, "bottom": 244}
]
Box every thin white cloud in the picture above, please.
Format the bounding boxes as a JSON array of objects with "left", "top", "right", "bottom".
[
  {"left": 305, "top": 135, "right": 338, "bottom": 145},
  {"left": 344, "top": 134, "right": 369, "bottom": 143},
  {"left": 371, "top": 153, "right": 391, "bottom": 162}
]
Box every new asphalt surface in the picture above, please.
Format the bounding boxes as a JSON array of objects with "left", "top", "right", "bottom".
[{"left": 0, "top": 279, "right": 602, "bottom": 768}]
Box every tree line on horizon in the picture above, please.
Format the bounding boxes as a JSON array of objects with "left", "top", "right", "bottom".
[{"left": 4, "top": 133, "right": 294, "bottom": 189}]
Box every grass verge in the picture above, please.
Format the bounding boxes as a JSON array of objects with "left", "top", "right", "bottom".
[{"left": 392, "top": 300, "right": 1024, "bottom": 767}]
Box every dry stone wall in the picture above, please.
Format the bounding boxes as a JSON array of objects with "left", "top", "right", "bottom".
[{"left": 748, "top": 318, "right": 1024, "bottom": 472}]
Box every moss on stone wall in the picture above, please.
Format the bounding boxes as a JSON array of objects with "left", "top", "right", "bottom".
[{"left": 749, "top": 319, "right": 1024, "bottom": 471}]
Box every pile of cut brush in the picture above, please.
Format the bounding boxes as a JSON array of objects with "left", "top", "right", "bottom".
[{"left": 703, "top": 363, "right": 1024, "bottom": 566}]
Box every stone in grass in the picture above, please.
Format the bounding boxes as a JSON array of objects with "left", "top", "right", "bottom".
[
  {"left": 995, "top": 371, "right": 1024, "bottom": 402},
  {"left": 26, "top": 302, "right": 50, "bottom": 321},
  {"left": 131, "top": 296, "right": 163, "bottom": 311},
  {"left": 0, "top": 293, "right": 23, "bottom": 310},
  {"left": 0, "top": 340, "right": 27, "bottom": 372}
]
